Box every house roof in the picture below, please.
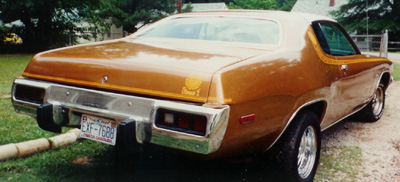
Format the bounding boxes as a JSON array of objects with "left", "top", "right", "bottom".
[
  {"left": 183, "top": 3, "right": 228, "bottom": 12},
  {"left": 291, "top": 0, "right": 348, "bottom": 18}
]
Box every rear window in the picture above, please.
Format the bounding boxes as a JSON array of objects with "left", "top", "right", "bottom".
[{"left": 137, "top": 17, "right": 281, "bottom": 45}]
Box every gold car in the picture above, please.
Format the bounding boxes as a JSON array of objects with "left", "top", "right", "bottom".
[
  {"left": 4, "top": 33, "right": 23, "bottom": 44},
  {"left": 11, "top": 10, "right": 393, "bottom": 181}
]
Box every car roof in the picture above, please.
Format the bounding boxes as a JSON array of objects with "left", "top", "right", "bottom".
[
  {"left": 133, "top": 10, "right": 337, "bottom": 50},
  {"left": 290, "top": 12, "right": 336, "bottom": 23}
]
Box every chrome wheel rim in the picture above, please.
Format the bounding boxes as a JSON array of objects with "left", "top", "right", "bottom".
[
  {"left": 372, "top": 87, "right": 384, "bottom": 117},
  {"left": 297, "top": 126, "right": 317, "bottom": 179}
]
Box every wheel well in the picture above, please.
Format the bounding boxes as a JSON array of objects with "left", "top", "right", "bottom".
[
  {"left": 380, "top": 72, "right": 391, "bottom": 90},
  {"left": 300, "top": 101, "right": 327, "bottom": 124},
  {"left": 267, "top": 100, "right": 326, "bottom": 151}
]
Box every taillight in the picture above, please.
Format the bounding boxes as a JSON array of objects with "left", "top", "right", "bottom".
[
  {"left": 177, "top": 114, "right": 190, "bottom": 129},
  {"left": 14, "top": 85, "right": 45, "bottom": 104},
  {"left": 156, "top": 109, "right": 208, "bottom": 136},
  {"left": 194, "top": 116, "right": 207, "bottom": 132},
  {"left": 163, "top": 113, "right": 174, "bottom": 126}
]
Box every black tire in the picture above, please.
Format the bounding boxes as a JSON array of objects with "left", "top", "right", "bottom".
[
  {"left": 356, "top": 84, "right": 385, "bottom": 122},
  {"left": 270, "top": 111, "right": 321, "bottom": 182}
]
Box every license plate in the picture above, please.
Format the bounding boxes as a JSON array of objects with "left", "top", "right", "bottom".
[{"left": 80, "top": 114, "right": 117, "bottom": 145}]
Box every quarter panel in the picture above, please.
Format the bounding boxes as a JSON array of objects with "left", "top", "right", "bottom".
[{"left": 209, "top": 32, "right": 342, "bottom": 155}]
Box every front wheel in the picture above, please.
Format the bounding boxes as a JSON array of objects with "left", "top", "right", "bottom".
[{"left": 270, "top": 111, "right": 321, "bottom": 182}]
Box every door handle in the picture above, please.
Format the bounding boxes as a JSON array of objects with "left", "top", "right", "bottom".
[{"left": 341, "top": 64, "right": 348, "bottom": 71}]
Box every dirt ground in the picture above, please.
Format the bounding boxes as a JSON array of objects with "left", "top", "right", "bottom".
[{"left": 321, "top": 80, "right": 400, "bottom": 181}]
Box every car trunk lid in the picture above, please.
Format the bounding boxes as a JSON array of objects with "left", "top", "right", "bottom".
[{"left": 23, "top": 38, "right": 269, "bottom": 103}]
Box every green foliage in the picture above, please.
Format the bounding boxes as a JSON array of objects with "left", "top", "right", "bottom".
[
  {"left": 0, "top": 26, "right": 7, "bottom": 44},
  {"left": 186, "top": 0, "right": 235, "bottom": 3},
  {"left": 0, "top": 0, "right": 105, "bottom": 50},
  {"left": 276, "top": 0, "right": 297, "bottom": 11},
  {"left": 227, "top": 0, "right": 276, "bottom": 9},
  {"left": 0, "top": 0, "right": 178, "bottom": 51},
  {"left": 331, "top": 0, "right": 400, "bottom": 41},
  {"left": 226, "top": 0, "right": 296, "bottom": 11},
  {"left": 102, "top": 0, "right": 176, "bottom": 33},
  {"left": 182, "top": 2, "right": 194, "bottom": 13}
]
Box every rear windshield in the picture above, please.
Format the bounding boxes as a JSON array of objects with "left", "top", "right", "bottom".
[{"left": 137, "top": 17, "right": 281, "bottom": 45}]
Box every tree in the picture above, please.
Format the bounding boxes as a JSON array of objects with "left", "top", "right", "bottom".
[
  {"left": 186, "top": 0, "right": 234, "bottom": 3},
  {"left": 276, "top": 0, "right": 297, "bottom": 11},
  {"left": 182, "top": 2, "right": 194, "bottom": 13},
  {"left": 0, "top": 0, "right": 104, "bottom": 51},
  {"left": 0, "top": 0, "right": 178, "bottom": 51},
  {"left": 103, "top": 0, "right": 176, "bottom": 33},
  {"left": 226, "top": 0, "right": 296, "bottom": 11},
  {"left": 227, "top": 0, "right": 276, "bottom": 9},
  {"left": 331, "top": 0, "right": 400, "bottom": 41}
]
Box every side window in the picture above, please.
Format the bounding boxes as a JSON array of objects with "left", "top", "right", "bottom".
[{"left": 312, "top": 22, "right": 358, "bottom": 56}]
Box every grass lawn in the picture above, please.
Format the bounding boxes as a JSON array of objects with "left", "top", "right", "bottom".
[
  {"left": 0, "top": 54, "right": 398, "bottom": 181},
  {"left": 0, "top": 55, "right": 33, "bottom": 95},
  {"left": 0, "top": 55, "right": 109, "bottom": 181},
  {"left": 0, "top": 55, "right": 57, "bottom": 144},
  {"left": 393, "top": 64, "right": 400, "bottom": 81}
]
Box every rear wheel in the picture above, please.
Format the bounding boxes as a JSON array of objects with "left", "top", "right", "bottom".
[
  {"left": 357, "top": 84, "right": 385, "bottom": 122},
  {"left": 270, "top": 111, "right": 321, "bottom": 182}
]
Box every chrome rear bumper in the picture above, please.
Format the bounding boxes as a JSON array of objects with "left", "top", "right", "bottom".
[{"left": 11, "top": 78, "right": 229, "bottom": 154}]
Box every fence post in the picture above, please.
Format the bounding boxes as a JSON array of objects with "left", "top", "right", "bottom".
[
  {"left": 383, "top": 30, "right": 388, "bottom": 58},
  {"left": 379, "top": 30, "right": 389, "bottom": 58}
]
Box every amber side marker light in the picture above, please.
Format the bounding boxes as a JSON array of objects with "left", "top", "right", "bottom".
[
  {"left": 240, "top": 114, "right": 255, "bottom": 124},
  {"left": 155, "top": 109, "right": 207, "bottom": 136}
]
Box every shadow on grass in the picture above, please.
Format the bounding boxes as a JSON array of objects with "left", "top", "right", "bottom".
[{"left": 57, "top": 146, "right": 283, "bottom": 182}]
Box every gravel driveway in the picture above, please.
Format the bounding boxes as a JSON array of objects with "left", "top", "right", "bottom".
[{"left": 321, "top": 80, "right": 400, "bottom": 181}]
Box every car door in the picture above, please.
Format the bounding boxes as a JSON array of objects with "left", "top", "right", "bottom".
[{"left": 313, "top": 21, "right": 379, "bottom": 118}]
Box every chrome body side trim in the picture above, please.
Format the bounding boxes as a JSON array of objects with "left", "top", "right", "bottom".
[
  {"left": 266, "top": 98, "right": 326, "bottom": 151},
  {"left": 322, "top": 69, "right": 392, "bottom": 131},
  {"left": 321, "top": 104, "right": 366, "bottom": 132},
  {"left": 266, "top": 69, "right": 392, "bottom": 151},
  {"left": 376, "top": 70, "right": 391, "bottom": 90},
  {"left": 11, "top": 78, "right": 230, "bottom": 154}
]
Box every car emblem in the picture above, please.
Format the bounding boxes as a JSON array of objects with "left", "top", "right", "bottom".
[
  {"left": 82, "top": 101, "right": 107, "bottom": 109},
  {"left": 181, "top": 74, "right": 202, "bottom": 96}
]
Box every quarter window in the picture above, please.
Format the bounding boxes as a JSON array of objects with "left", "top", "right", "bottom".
[{"left": 312, "top": 22, "right": 358, "bottom": 56}]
